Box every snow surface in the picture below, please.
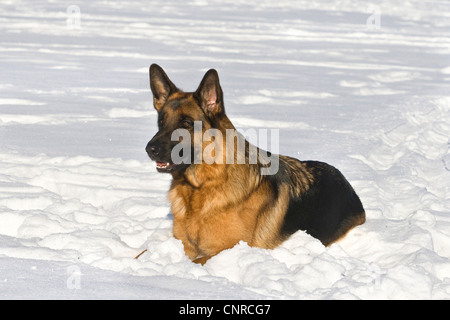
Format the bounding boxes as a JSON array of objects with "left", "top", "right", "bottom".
[{"left": 1, "top": 0, "right": 450, "bottom": 299}]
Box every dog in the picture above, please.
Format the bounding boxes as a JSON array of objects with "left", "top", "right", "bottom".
[{"left": 145, "top": 64, "right": 365, "bottom": 264}]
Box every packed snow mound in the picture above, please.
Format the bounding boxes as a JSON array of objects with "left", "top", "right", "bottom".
[{"left": 1, "top": 0, "right": 450, "bottom": 299}]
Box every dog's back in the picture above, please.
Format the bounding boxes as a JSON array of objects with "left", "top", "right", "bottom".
[{"left": 274, "top": 156, "right": 365, "bottom": 246}]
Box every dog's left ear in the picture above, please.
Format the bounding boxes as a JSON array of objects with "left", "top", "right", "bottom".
[
  {"left": 195, "top": 69, "right": 224, "bottom": 117},
  {"left": 149, "top": 64, "right": 178, "bottom": 112}
]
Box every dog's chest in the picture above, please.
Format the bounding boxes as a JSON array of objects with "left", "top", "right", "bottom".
[{"left": 168, "top": 184, "right": 253, "bottom": 257}]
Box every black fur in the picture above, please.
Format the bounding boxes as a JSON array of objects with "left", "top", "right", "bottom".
[{"left": 279, "top": 160, "right": 365, "bottom": 245}]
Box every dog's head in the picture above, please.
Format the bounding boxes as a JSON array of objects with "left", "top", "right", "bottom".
[{"left": 146, "top": 64, "right": 229, "bottom": 173}]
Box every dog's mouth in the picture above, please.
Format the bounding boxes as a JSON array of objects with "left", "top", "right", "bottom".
[{"left": 155, "top": 161, "right": 177, "bottom": 173}]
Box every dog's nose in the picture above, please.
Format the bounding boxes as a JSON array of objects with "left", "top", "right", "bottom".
[{"left": 146, "top": 142, "right": 160, "bottom": 158}]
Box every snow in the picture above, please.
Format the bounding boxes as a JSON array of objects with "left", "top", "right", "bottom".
[{"left": 1, "top": 0, "right": 450, "bottom": 299}]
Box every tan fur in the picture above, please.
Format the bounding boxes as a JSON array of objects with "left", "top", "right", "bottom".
[
  {"left": 169, "top": 162, "right": 288, "bottom": 262},
  {"left": 324, "top": 212, "right": 366, "bottom": 246}
]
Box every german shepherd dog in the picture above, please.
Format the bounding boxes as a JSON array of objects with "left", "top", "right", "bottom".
[{"left": 146, "top": 64, "right": 365, "bottom": 264}]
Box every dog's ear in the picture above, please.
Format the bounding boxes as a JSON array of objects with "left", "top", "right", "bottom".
[
  {"left": 149, "top": 64, "right": 178, "bottom": 111},
  {"left": 195, "top": 69, "right": 224, "bottom": 117}
]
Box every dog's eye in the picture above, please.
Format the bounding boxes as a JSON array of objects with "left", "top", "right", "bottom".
[{"left": 180, "top": 118, "right": 193, "bottom": 129}]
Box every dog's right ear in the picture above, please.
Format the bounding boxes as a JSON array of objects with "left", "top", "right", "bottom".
[
  {"left": 149, "top": 64, "right": 178, "bottom": 111},
  {"left": 194, "top": 69, "right": 224, "bottom": 118}
]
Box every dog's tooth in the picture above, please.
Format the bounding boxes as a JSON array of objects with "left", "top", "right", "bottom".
[{"left": 156, "top": 161, "right": 171, "bottom": 169}]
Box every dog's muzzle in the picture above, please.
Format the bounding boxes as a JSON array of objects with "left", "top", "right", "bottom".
[{"left": 146, "top": 141, "right": 177, "bottom": 173}]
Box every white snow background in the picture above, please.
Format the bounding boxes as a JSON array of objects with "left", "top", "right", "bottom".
[{"left": 1, "top": 0, "right": 450, "bottom": 299}]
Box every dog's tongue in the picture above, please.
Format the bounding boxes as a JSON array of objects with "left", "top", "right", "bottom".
[{"left": 156, "top": 161, "right": 169, "bottom": 169}]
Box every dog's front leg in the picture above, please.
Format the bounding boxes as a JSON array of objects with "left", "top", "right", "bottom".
[{"left": 193, "top": 255, "right": 213, "bottom": 265}]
